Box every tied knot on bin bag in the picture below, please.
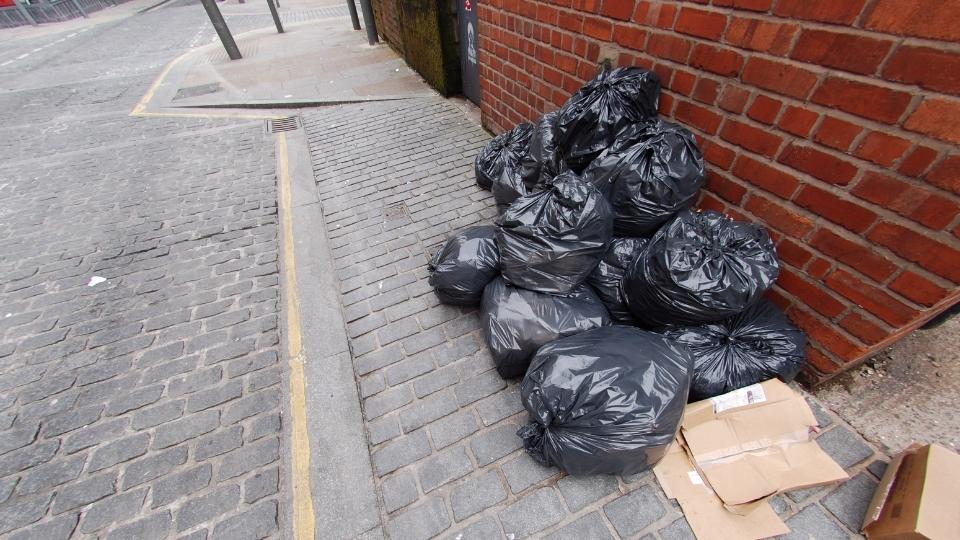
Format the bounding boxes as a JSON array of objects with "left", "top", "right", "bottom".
[
  {"left": 583, "top": 119, "right": 706, "bottom": 237},
  {"left": 662, "top": 300, "right": 806, "bottom": 402},
  {"left": 474, "top": 122, "right": 535, "bottom": 191},
  {"left": 556, "top": 66, "right": 661, "bottom": 171},
  {"left": 624, "top": 210, "right": 780, "bottom": 327}
]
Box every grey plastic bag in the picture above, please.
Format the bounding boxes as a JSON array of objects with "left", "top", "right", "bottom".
[
  {"left": 518, "top": 326, "right": 693, "bottom": 475},
  {"left": 623, "top": 210, "right": 779, "bottom": 327},
  {"left": 518, "top": 110, "right": 563, "bottom": 189},
  {"left": 556, "top": 67, "right": 661, "bottom": 171},
  {"left": 586, "top": 237, "right": 648, "bottom": 323},
  {"left": 428, "top": 226, "right": 500, "bottom": 306},
  {"left": 481, "top": 277, "right": 610, "bottom": 379},
  {"left": 475, "top": 122, "right": 534, "bottom": 190},
  {"left": 584, "top": 119, "right": 705, "bottom": 236},
  {"left": 493, "top": 112, "right": 565, "bottom": 206},
  {"left": 661, "top": 300, "right": 806, "bottom": 401},
  {"left": 496, "top": 172, "right": 613, "bottom": 294}
]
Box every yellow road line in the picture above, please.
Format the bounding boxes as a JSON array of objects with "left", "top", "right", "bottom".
[
  {"left": 130, "top": 44, "right": 281, "bottom": 120},
  {"left": 278, "top": 132, "right": 316, "bottom": 540},
  {"left": 130, "top": 49, "right": 189, "bottom": 116}
]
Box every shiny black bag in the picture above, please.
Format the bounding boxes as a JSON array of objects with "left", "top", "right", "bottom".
[
  {"left": 518, "top": 110, "right": 563, "bottom": 190},
  {"left": 556, "top": 67, "right": 661, "bottom": 171},
  {"left": 493, "top": 112, "right": 565, "bottom": 206},
  {"left": 586, "top": 237, "right": 648, "bottom": 323},
  {"left": 480, "top": 277, "right": 610, "bottom": 379},
  {"left": 661, "top": 300, "right": 806, "bottom": 401},
  {"left": 496, "top": 172, "right": 613, "bottom": 294},
  {"left": 624, "top": 210, "right": 779, "bottom": 327},
  {"left": 518, "top": 326, "right": 693, "bottom": 476},
  {"left": 475, "top": 122, "right": 534, "bottom": 190},
  {"left": 428, "top": 226, "right": 500, "bottom": 306},
  {"left": 584, "top": 119, "right": 705, "bottom": 236}
]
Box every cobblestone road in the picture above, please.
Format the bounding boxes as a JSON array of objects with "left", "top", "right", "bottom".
[
  {"left": 303, "top": 98, "right": 888, "bottom": 540},
  {"left": 0, "top": 5, "right": 303, "bottom": 539}
]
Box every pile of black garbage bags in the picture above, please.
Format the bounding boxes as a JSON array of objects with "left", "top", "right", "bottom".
[{"left": 428, "top": 67, "right": 806, "bottom": 477}]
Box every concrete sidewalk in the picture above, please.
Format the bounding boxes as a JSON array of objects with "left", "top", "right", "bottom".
[{"left": 134, "top": 16, "right": 432, "bottom": 115}]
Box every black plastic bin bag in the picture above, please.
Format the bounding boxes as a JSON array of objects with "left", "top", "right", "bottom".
[
  {"left": 518, "top": 110, "right": 563, "bottom": 190},
  {"left": 496, "top": 172, "right": 614, "bottom": 294},
  {"left": 584, "top": 119, "right": 705, "bottom": 236},
  {"left": 556, "top": 67, "right": 661, "bottom": 171},
  {"left": 492, "top": 167, "right": 531, "bottom": 207},
  {"left": 623, "top": 210, "right": 779, "bottom": 327},
  {"left": 475, "top": 122, "right": 534, "bottom": 190},
  {"left": 428, "top": 226, "right": 500, "bottom": 305},
  {"left": 661, "top": 300, "right": 806, "bottom": 402},
  {"left": 493, "top": 112, "right": 566, "bottom": 206},
  {"left": 481, "top": 277, "right": 610, "bottom": 379},
  {"left": 586, "top": 237, "right": 648, "bottom": 323},
  {"left": 518, "top": 326, "right": 693, "bottom": 476}
]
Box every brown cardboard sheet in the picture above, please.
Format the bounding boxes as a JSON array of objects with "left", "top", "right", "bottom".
[
  {"left": 680, "top": 380, "right": 848, "bottom": 506},
  {"left": 654, "top": 441, "right": 789, "bottom": 540}
]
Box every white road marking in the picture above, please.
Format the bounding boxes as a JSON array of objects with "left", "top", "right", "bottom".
[{"left": 5, "top": 27, "right": 86, "bottom": 66}]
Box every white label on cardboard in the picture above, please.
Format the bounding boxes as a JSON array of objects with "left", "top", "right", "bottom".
[
  {"left": 687, "top": 470, "right": 704, "bottom": 485},
  {"left": 710, "top": 383, "right": 767, "bottom": 414}
]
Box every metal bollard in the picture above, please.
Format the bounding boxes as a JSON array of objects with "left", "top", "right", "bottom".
[
  {"left": 358, "top": 0, "right": 378, "bottom": 45},
  {"left": 266, "top": 0, "right": 283, "bottom": 33},
  {"left": 346, "top": 0, "right": 360, "bottom": 31},
  {"left": 200, "top": 0, "right": 242, "bottom": 60}
]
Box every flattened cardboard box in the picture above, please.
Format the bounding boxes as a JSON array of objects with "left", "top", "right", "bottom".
[
  {"left": 863, "top": 443, "right": 960, "bottom": 540},
  {"left": 655, "top": 380, "right": 848, "bottom": 540},
  {"left": 681, "top": 380, "right": 848, "bottom": 508},
  {"left": 655, "top": 438, "right": 789, "bottom": 540}
]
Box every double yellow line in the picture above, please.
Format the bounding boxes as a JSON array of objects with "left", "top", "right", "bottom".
[
  {"left": 133, "top": 54, "right": 317, "bottom": 539},
  {"left": 278, "top": 133, "right": 317, "bottom": 540}
]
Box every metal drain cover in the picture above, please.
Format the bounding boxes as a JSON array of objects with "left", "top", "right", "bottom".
[
  {"left": 383, "top": 203, "right": 409, "bottom": 221},
  {"left": 172, "top": 82, "right": 222, "bottom": 101},
  {"left": 267, "top": 116, "right": 300, "bottom": 133}
]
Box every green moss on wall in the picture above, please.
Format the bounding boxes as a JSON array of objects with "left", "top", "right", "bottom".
[{"left": 398, "top": 0, "right": 460, "bottom": 96}]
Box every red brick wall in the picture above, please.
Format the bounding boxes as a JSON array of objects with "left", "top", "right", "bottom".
[{"left": 476, "top": 0, "right": 960, "bottom": 384}]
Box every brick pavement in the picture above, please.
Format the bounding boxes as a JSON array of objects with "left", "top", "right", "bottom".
[
  {"left": 303, "top": 97, "right": 888, "bottom": 539},
  {"left": 0, "top": 3, "right": 322, "bottom": 537}
]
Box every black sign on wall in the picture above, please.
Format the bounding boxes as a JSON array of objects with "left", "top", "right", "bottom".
[{"left": 458, "top": 0, "right": 481, "bottom": 105}]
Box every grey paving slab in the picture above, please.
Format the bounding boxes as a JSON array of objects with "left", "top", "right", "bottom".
[
  {"left": 783, "top": 504, "right": 853, "bottom": 540},
  {"left": 822, "top": 473, "right": 877, "bottom": 532}
]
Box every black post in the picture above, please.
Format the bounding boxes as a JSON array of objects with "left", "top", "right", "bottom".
[
  {"left": 266, "top": 0, "right": 283, "bottom": 33},
  {"left": 358, "top": 0, "right": 378, "bottom": 45},
  {"left": 200, "top": 0, "right": 242, "bottom": 60},
  {"left": 346, "top": 0, "right": 360, "bottom": 31}
]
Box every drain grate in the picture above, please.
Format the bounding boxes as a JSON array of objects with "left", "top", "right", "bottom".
[
  {"left": 173, "top": 82, "right": 222, "bottom": 101},
  {"left": 267, "top": 116, "right": 300, "bottom": 133},
  {"left": 383, "top": 202, "right": 409, "bottom": 221}
]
